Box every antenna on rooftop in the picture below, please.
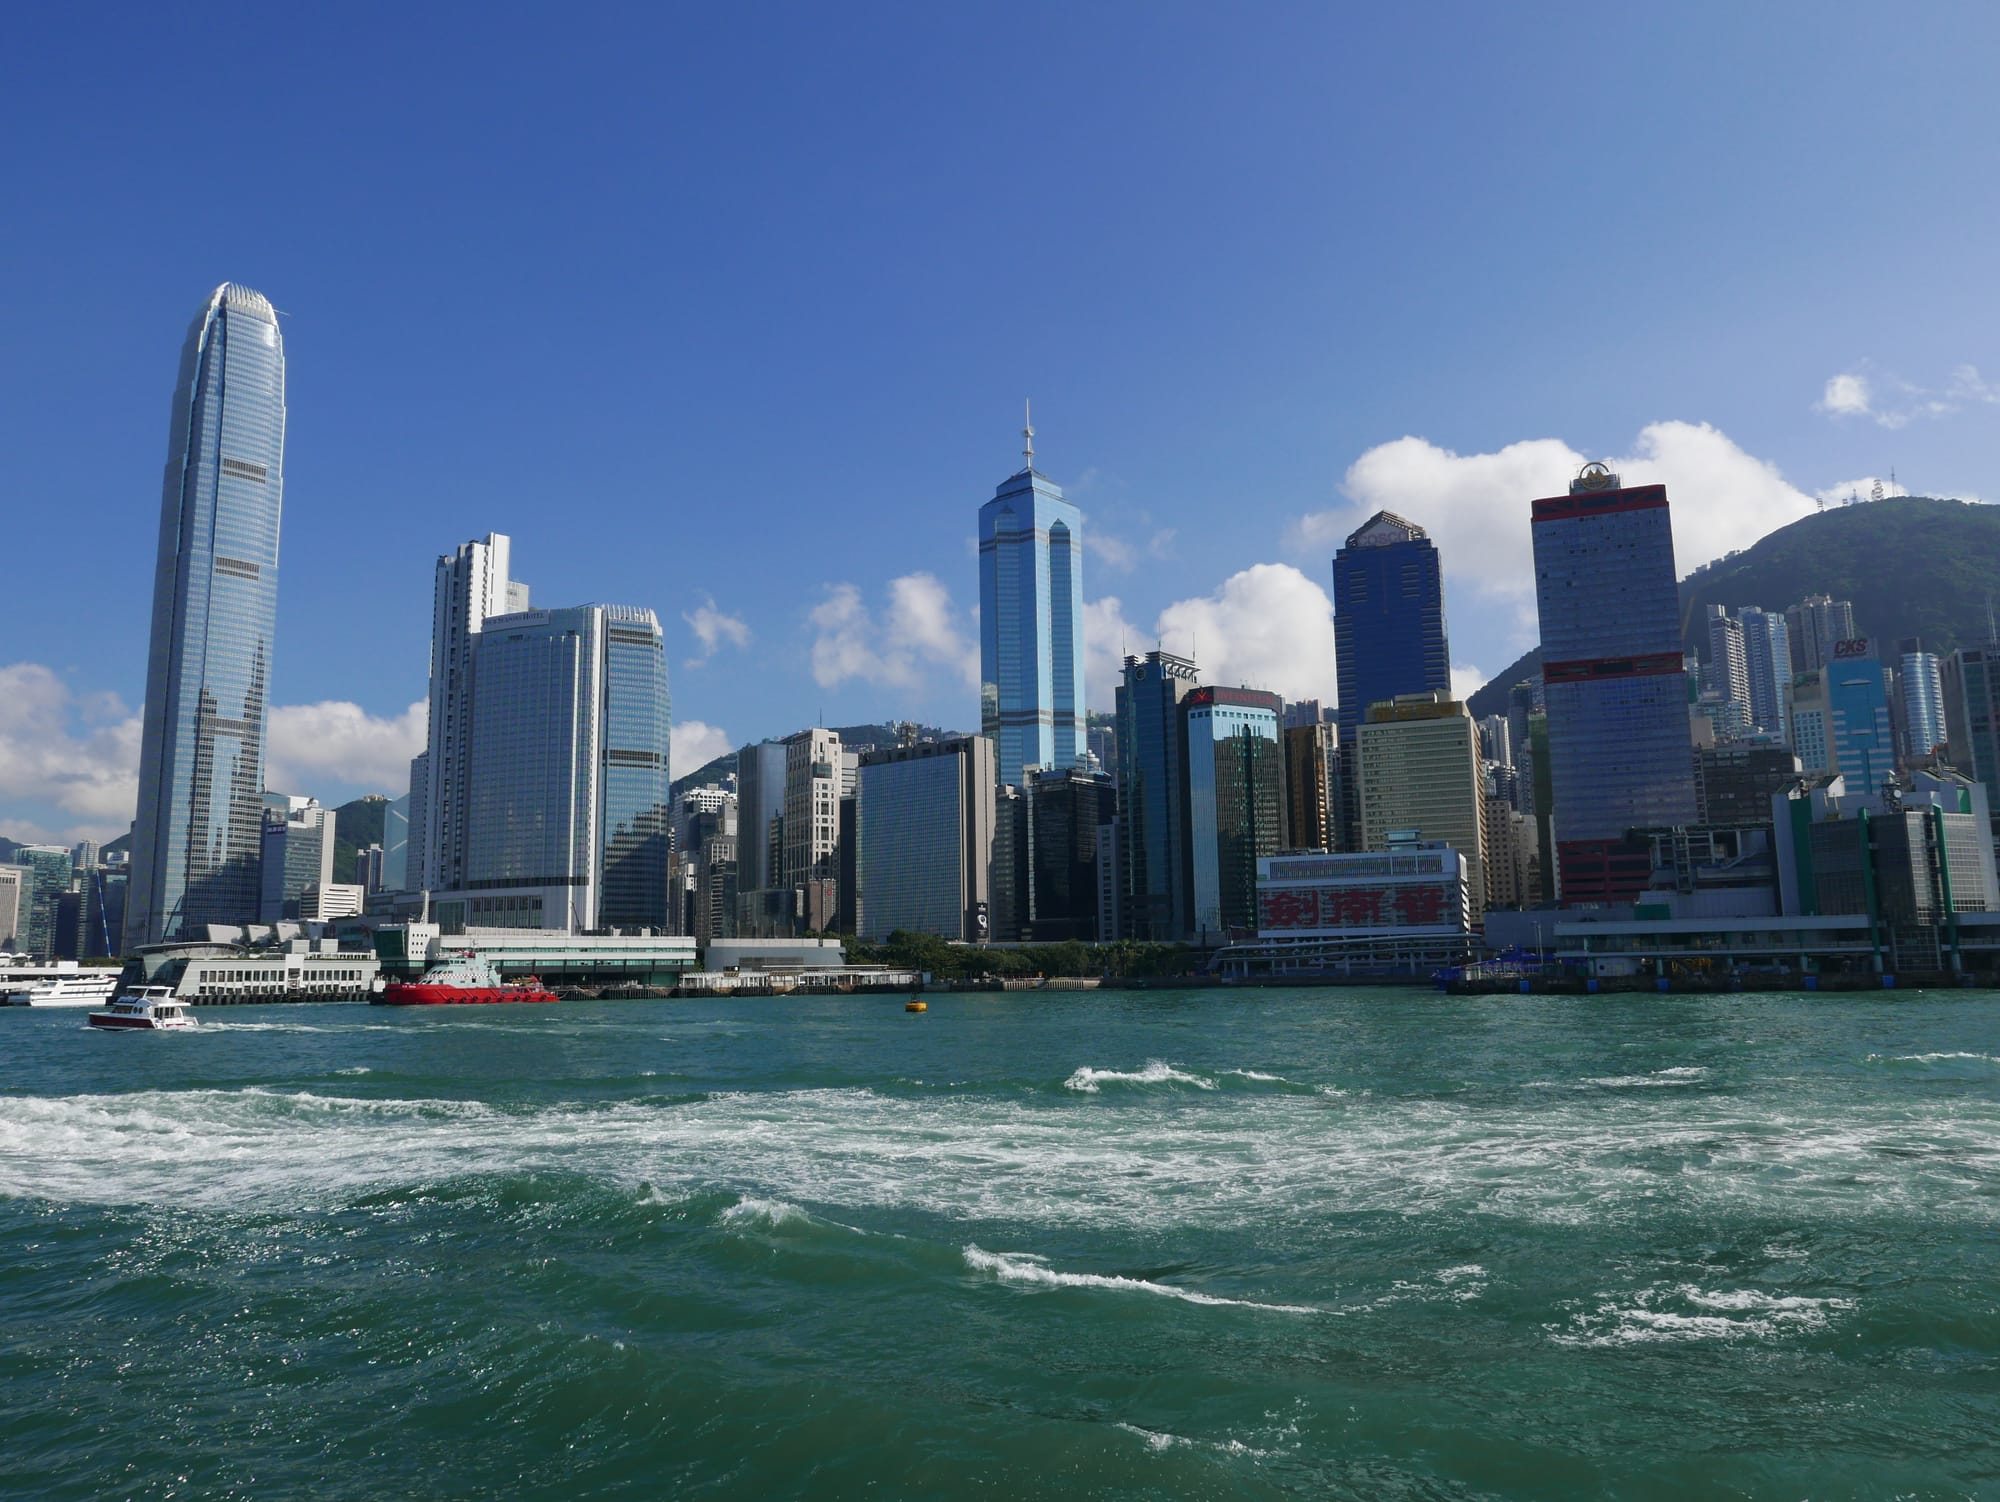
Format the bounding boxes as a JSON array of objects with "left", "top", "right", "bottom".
[{"left": 1022, "top": 400, "right": 1035, "bottom": 472}]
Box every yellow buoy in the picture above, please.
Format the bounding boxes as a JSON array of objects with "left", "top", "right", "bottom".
[{"left": 906, "top": 999, "right": 927, "bottom": 1013}]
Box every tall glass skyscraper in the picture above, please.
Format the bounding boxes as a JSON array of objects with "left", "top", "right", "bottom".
[
  {"left": 1531, "top": 465, "right": 1698, "bottom": 904},
  {"left": 1333, "top": 512, "right": 1450, "bottom": 846},
  {"left": 979, "top": 418, "right": 1086, "bottom": 788},
  {"left": 128, "top": 284, "right": 287, "bottom": 947},
  {"left": 446, "top": 604, "right": 672, "bottom": 932},
  {"left": 1115, "top": 650, "right": 1199, "bottom": 940}
]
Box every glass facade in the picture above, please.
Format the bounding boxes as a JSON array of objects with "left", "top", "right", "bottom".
[
  {"left": 1116, "top": 651, "right": 1198, "bottom": 940},
  {"left": 1531, "top": 475, "right": 1698, "bottom": 900},
  {"left": 11, "top": 847, "right": 74, "bottom": 959},
  {"left": 1826, "top": 644, "right": 1894, "bottom": 794},
  {"left": 129, "top": 285, "right": 286, "bottom": 946},
  {"left": 1740, "top": 607, "right": 1792, "bottom": 738},
  {"left": 1901, "top": 650, "right": 1946, "bottom": 761},
  {"left": 1025, "top": 768, "right": 1113, "bottom": 941},
  {"left": 1183, "top": 689, "right": 1285, "bottom": 939},
  {"left": 598, "top": 609, "right": 672, "bottom": 928},
  {"left": 461, "top": 604, "right": 671, "bottom": 931},
  {"left": 1333, "top": 513, "right": 1450, "bottom": 846},
  {"left": 854, "top": 738, "right": 994, "bottom": 940},
  {"left": 979, "top": 466, "right": 1087, "bottom": 788}
]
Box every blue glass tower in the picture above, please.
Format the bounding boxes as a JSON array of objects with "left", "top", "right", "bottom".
[
  {"left": 979, "top": 410, "right": 1086, "bottom": 789},
  {"left": 128, "top": 284, "right": 287, "bottom": 947},
  {"left": 1530, "top": 465, "right": 1698, "bottom": 903},
  {"left": 1333, "top": 512, "right": 1450, "bottom": 845}
]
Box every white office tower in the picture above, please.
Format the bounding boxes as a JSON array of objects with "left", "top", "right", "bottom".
[{"left": 420, "top": 534, "right": 530, "bottom": 892}]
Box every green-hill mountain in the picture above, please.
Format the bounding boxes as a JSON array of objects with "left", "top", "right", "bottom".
[{"left": 1467, "top": 496, "right": 1997, "bottom": 719}]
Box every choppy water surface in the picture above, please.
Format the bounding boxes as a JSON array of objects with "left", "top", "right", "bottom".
[{"left": 3, "top": 989, "right": 1997, "bottom": 1499}]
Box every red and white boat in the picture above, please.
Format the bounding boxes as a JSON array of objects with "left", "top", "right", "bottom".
[
  {"left": 375, "top": 952, "right": 559, "bottom": 1006},
  {"left": 88, "top": 986, "right": 198, "bottom": 1031}
]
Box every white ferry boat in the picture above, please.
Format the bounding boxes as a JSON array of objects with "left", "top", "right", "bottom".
[
  {"left": 3, "top": 971, "right": 121, "bottom": 1007},
  {"left": 87, "top": 987, "right": 199, "bottom": 1032}
]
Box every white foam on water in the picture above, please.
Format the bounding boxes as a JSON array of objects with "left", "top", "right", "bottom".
[
  {"left": 719, "top": 1196, "right": 814, "bottom": 1229},
  {"left": 1221, "top": 1069, "right": 1285, "bottom": 1083},
  {"left": 334, "top": 1067, "right": 371, "bottom": 1076},
  {"left": 1887, "top": 1052, "right": 2000, "bottom": 1065},
  {"left": 1064, "top": 1060, "right": 1216, "bottom": 1093},
  {"left": 963, "top": 1245, "right": 1317, "bottom": 1314},
  {"left": 1115, "top": 1421, "right": 1285, "bottom": 1461},
  {"left": 1550, "top": 1282, "right": 1855, "bottom": 1348},
  {"left": 4, "top": 1076, "right": 1996, "bottom": 1230},
  {"left": 1584, "top": 1067, "right": 1709, "bottom": 1088}
]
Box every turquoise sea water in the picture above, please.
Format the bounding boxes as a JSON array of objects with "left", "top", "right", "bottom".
[{"left": 2, "top": 988, "right": 1997, "bottom": 1500}]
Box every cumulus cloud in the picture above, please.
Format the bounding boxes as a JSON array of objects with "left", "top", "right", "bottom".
[
  {"left": 1451, "top": 664, "right": 1489, "bottom": 704},
  {"left": 682, "top": 598, "right": 751, "bottom": 666},
  {"left": 1082, "top": 568, "right": 1339, "bottom": 710},
  {"left": 266, "top": 700, "right": 427, "bottom": 796},
  {"left": 671, "top": 719, "right": 733, "bottom": 773},
  {"left": 808, "top": 573, "right": 979, "bottom": 692},
  {"left": 0, "top": 663, "right": 141, "bottom": 841},
  {"left": 1152, "top": 564, "right": 1339, "bottom": 704},
  {"left": 1289, "top": 421, "right": 1817, "bottom": 654},
  {"left": 1082, "top": 596, "right": 1140, "bottom": 713},
  {"left": 1816, "top": 362, "right": 2000, "bottom": 429}
]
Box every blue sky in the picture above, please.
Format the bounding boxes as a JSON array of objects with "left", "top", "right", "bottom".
[{"left": 4, "top": 3, "right": 1998, "bottom": 841}]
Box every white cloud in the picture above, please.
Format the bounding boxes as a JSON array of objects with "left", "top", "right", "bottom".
[
  {"left": 1451, "top": 664, "right": 1489, "bottom": 704},
  {"left": 682, "top": 598, "right": 751, "bottom": 665},
  {"left": 0, "top": 663, "right": 141, "bottom": 842},
  {"left": 266, "top": 700, "right": 427, "bottom": 797},
  {"left": 1290, "top": 421, "right": 1817, "bottom": 654},
  {"left": 1154, "top": 564, "right": 1338, "bottom": 704},
  {"left": 808, "top": 573, "right": 979, "bottom": 692},
  {"left": 1085, "top": 531, "right": 1138, "bottom": 572},
  {"left": 1818, "top": 372, "right": 1874, "bottom": 419},
  {"left": 1814, "top": 475, "right": 1907, "bottom": 506},
  {"left": 1816, "top": 362, "right": 2000, "bottom": 429},
  {"left": 1082, "top": 596, "right": 1139, "bottom": 713},
  {"left": 672, "top": 719, "right": 733, "bottom": 773}
]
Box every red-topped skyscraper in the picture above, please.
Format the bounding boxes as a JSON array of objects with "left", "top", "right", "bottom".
[{"left": 1531, "top": 463, "right": 1698, "bottom": 903}]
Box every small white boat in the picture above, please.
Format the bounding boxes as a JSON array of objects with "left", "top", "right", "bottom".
[
  {"left": 87, "top": 987, "right": 198, "bottom": 1031},
  {"left": 4, "top": 972, "right": 121, "bottom": 1007}
]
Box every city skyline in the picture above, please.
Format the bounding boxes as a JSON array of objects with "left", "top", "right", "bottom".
[{"left": 6, "top": 8, "right": 2000, "bottom": 843}]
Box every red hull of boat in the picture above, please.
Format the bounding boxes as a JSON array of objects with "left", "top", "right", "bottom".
[{"left": 376, "top": 984, "right": 560, "bottom": 1006}]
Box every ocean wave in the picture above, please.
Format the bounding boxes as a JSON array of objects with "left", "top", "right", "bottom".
[
  {"left": 4, "top": 1079, "right": 1996, "bottom": 1229},
  {"left": 1550, "top": 1282, "right": 1855, "bottom": 1347},
  {"left": 1871, "top": 1051, "right": 2000, "bottom": 1066},
  {"left": 963, "top": 1245, "right": 1316, "bottom": 1314},
  {"left": 1583, "top": 1067, "right": 1710, "bottom": 1088},
  {"left": 1064, "top": 1060, "right": 1216, "bottom": 1093},
  {"left": 719, "top": 1196, "right": 815, "bottom": 1229}
]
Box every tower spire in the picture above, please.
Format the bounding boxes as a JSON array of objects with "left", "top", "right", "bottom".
[{"left": 1022, "top": 399, "right": 1035, "bottom": 472}]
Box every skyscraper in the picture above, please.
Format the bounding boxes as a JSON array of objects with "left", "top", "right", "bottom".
[
  {"left": 1530, "top": 464, "right": 1698, "bottom": 903},
  {"left": 1182, "top": 687, "right": 1285, "bottom": 940},
  {"left": 420, "top": 534, "right": 529, "bottom": 892},
  {"left": 1705, "top": 605, "right": 1749, "bottom": 708},
  {"left": 1116, "top": 650, "right": 1199, "bottom": 940},
  {"left": 1900, "top": 648, "right": 1946, "bottom": 760},
  {"left": 128, "top": 284, "right": 287, "bottom": 947},
  {"left": 1333, "top": 512, "right": 1450, "bottom": 847},
  {"left": 978, "top": 412, "right": 1086, "bottom": 788},
  {"left": 1825, "top": 639, "right": 1895, "bottom": 794},
  {"left": 855, "top": 738, "right": 996, "bottom": 941},
  {"left": 437, "top": 603, "right": 670, "bottom": 932},
  {"left": 1355, "top": 693, "right": 1488, "bottom": 920},
  {"left": 1739, "top": 606, "right": 1793, "bottom": 738},
  {"left": 1784, "top": 595, "right": 1857, "bottom": 674}
]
